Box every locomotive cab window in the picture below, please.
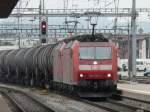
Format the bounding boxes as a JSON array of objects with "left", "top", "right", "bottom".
[
  {"left": 79, "top": 47, "right": 95, "bottom": 59},
  {"left": 96, "top": 47, "right": 112, "bottom": 59},
  {"left": 79, "top": 47, "right": 112, "bottom": 59}
]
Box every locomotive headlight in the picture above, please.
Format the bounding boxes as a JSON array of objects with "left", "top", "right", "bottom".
[
  {"left": 80, "top": 74, "right": 84, "bottom": 78},
  {"left": 107, "top": 74, "right": 111, "bottom": 78},
  {"left": 93, "top": 61, "right": 98, "bottom": 65}
]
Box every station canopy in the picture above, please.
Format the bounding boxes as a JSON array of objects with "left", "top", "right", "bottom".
[{"left": 0, "top": 0, "right": 18, "bottom": 18}]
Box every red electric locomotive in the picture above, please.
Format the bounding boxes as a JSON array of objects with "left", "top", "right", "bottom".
[
  {"left": 0, "top": 34, "right": 117, "bottom": 98},
  {"left": 53, "top": 40, "right": 117, "bottom": 97}
]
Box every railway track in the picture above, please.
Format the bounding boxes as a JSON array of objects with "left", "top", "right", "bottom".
[
  {"left": 111, "top": 94, "right": 150, "bottom": 111},
  {"left": 0, "top": 87, "right": 54, "bottom": 112},
  {"left": 80, "top": 94, "right": 150, "bottom": 112},
  {"left": 0, "top": 84, "right": 150, "bottom": 112},
  {"left": 40, "top": 88, "right": 150, "bottom": 112},
  {"left": 54, "top": 90, "right": 150, "bottom": 112},
  {"left": 0, "top": 92, "right": 25, "bottom": 112}
]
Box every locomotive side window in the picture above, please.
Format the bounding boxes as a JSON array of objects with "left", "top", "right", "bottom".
[
  {"left": 95, "top": 47, "right": 112, "bottom": 59},
  {"left": 79, "top": 47, "right": 95, "bottom": 59}
]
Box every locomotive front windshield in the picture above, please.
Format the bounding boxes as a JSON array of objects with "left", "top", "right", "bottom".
[{"left": 79, "top": 47, "right": 112, "bottom": 59}]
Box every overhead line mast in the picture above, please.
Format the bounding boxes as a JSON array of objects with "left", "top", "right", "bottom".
[{"left": 130, "top": 0, "right": 137, "bottom": 81}]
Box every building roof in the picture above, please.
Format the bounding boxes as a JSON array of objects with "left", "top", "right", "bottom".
[{"left": 0, "top": 0, "right": 18, "bottom": 18}]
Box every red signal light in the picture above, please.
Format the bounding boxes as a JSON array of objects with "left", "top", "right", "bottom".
[
  {"left": 42, "top": 24, "right": 46, "bottom": 28},
  {"left": 41, "top": 21, "right": 47, "bottom": 35}
]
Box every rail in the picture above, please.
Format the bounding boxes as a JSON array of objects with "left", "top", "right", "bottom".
[{"left": 0, "top": 87, "right": 54, "bottom": 112}]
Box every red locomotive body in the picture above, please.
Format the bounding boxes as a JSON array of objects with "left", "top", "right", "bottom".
[
  {"left": 78, "top": 42, "right": 117, "bottom": 81},
  {"left": 53, "top": 40, "right": 117, "bottom": 97}
]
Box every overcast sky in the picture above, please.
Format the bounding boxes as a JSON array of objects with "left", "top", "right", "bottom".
[
  {"left": 0, "top": 0, "right": 149, "bottom": 32},
  {"left": 18, "top": 0, "right": 150, "bottom": 9}
]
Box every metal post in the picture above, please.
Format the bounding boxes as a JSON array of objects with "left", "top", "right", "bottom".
[
  {"left": 128, "top": 22, "right": 132, "bottom": 80},
  {"left": 46, "top": 12, "right": 48, "bottom": 43},
  {"left": 114, "top": 18, "right": 117, "bottom": 46},
  {"left": 54, "top": 29, "right": 56, "bottom": 39},
  {"left": 39, "top": 0, "right": 42, "bottom": 45},
  {"left": 43, "top": 0, "right": 45, "bottom": 13},
  {"left": 131, "top": 0, "right": 137, "bottom": 81},
  {"left": 39, "top": 0, "right": 48, "bottom": 44},
  {"left": 18, "top": 14, "right": 21, "bottom": 49},
  {"left": 149, "top": 38, "right": 150, "bottom": 58}
]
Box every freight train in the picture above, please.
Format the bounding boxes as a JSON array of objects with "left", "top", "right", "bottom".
[{"left": 0, "top": 34, "right": 117, "bottom": 98}]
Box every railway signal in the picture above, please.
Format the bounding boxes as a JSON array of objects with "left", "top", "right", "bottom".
[{"left": 41, "top": 21, "right": 47, "bottom": 35}]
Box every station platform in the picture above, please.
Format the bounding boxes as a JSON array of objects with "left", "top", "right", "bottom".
[
  {"left": 118, "top": 83, "right": 150, "bottom": 102},
  {"left": 118, "top": 83, "right": 150, "bottom": 95},
  {"left": 0, "top": 94, "right": 11, "bottom": 112}
]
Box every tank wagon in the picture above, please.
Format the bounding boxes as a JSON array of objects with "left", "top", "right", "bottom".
[{"left": 0, "top": 34, "right": 117, "bottom": 98}]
